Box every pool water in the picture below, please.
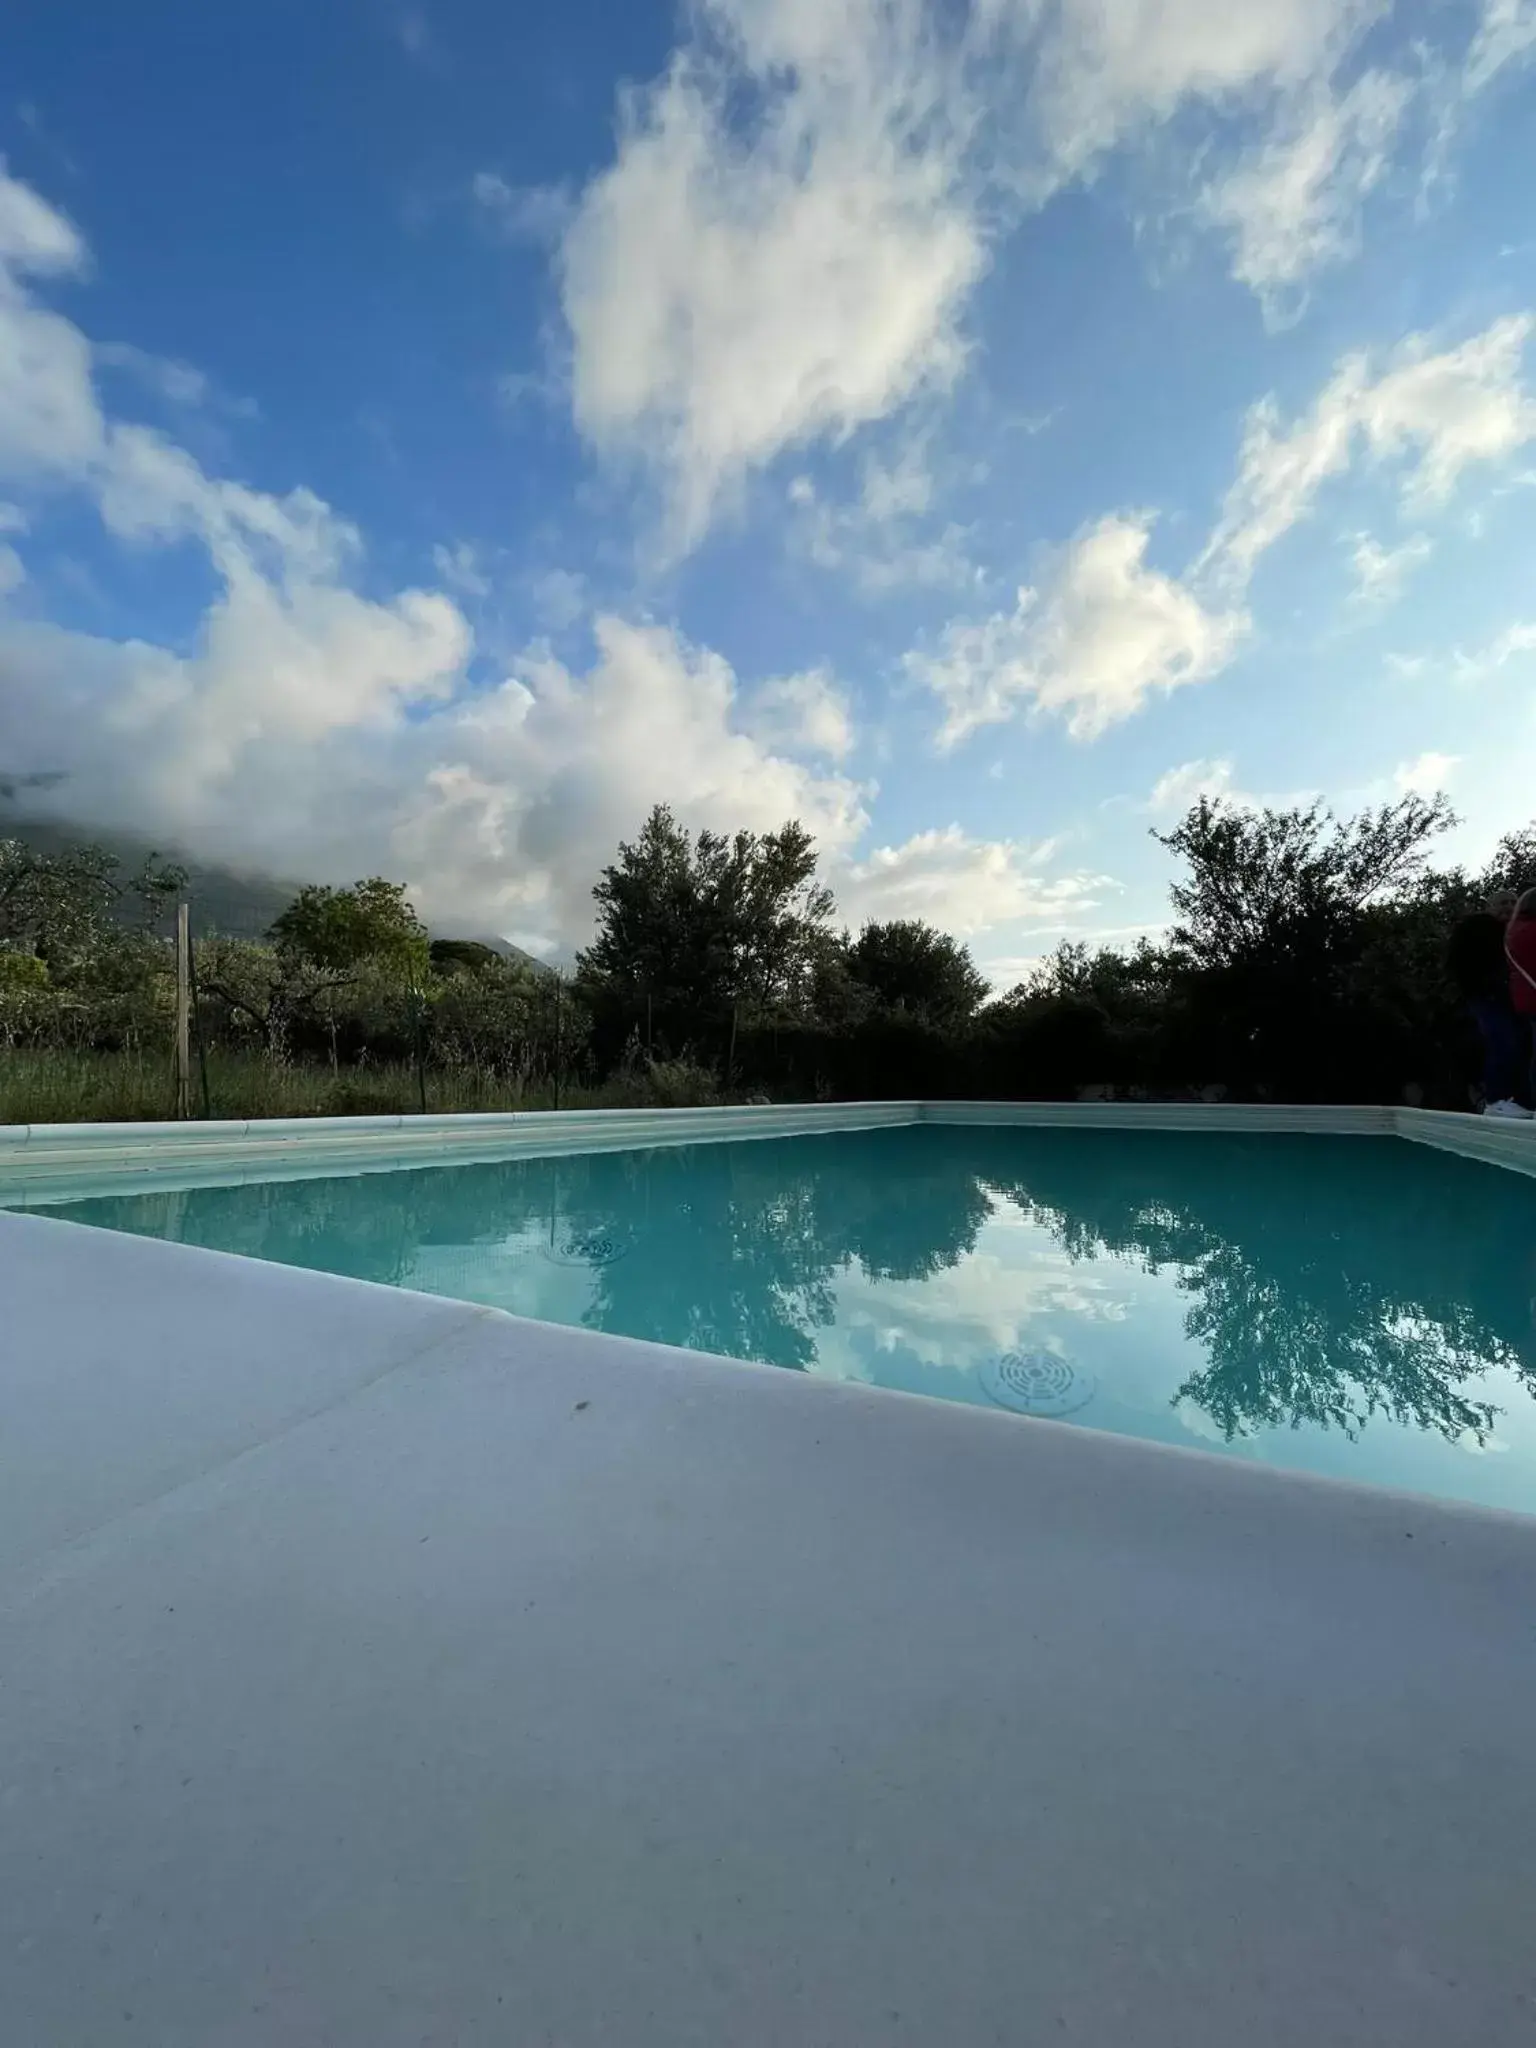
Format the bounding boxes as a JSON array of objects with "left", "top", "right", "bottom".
[{"left": 23, "top": 1126, "right": 1536, "bottom": 1514}]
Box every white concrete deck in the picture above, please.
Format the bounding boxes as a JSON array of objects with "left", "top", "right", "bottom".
[{"left": 4, "top": 1201, "right": 1535, "bottom": 2046}]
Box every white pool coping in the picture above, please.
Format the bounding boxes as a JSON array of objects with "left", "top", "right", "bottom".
[
  {"left": 3, "top": 1094, "right": 1536, "bottom": 1200},
  {"left": 5, "top": 1102, "right": 1536, "bottom": 2042}
]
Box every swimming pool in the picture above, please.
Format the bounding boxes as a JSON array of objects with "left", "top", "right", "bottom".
[{"left": 20, "top": 1122, "right": 1536, "bottom": 1515}]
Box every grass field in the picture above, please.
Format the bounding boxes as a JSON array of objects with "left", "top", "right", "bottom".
[{"left": 0, "top": 1049, "right": 729, "bottom": 1124}]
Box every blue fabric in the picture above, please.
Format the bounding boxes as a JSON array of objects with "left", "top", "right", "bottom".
[{"left": 1470, "top": 998, "right": 1530, "bottom": 1106}]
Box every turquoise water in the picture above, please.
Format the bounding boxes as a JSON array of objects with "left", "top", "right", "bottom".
[{"left": 20, "top": 1126, "right": 1536, "bottom": 1514}]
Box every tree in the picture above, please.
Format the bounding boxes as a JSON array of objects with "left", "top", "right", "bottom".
[
  {"left": 577, "top": 805, "right": 835, "bottom": 1038},
  {"left": 1150, "top": 793, "right": 1457, "bottom": 1097},
  {"left": 432, "top": 956, "right": 581, "bottom": 1079},
  {"left": 845, "top": 919, "right": 989, "bottom": 1028},
  {"left": 268, "top": 878, "right": 430, "bottom": 981},
  {"left": 1155, "top": 793, "right": 1455, "bottom": 974},
  {"left": 1476, "top": 823, "right": 1536, "bottom": 900},
  {"left": 429, "top": 938, "right": 504, "bottom": 978},
  {"left": 0, "top": 837, "right": 185, "bottom": 973},
  {"left": 1002, "top": 938, "right": 1171, "bottom": 1020}
]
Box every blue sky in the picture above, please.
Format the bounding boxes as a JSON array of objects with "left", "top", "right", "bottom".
[{"left": 1, "top": 0, "right": 1534, "bottom": 977}]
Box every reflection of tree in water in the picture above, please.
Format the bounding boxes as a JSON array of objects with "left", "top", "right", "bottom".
[
  {"left": 968, "top": 1128, "right": 1536, "bottom": 1447},
  {"left": 583, "top": 1129, "right": 995, "bottom": 1365},
  {"left": 58, "top": 1127, "right": 998, "bottom": 1372},
  {"left": 57, "top": 1173, "right": 436, "bottom": 1289},
  {"left": 59, "top": 1129, "right": 1536, "bottom": 1438}
]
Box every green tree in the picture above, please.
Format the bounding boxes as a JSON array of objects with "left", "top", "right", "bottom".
[
  {"left": 1151, "top": 792, "right": 1456, "bottom": 1097},
  {"left": 431, "top": 956, "right": 584, "bottom": 1079},
  {"left": 268, "top": 877, "right": 430, "bottom": 980},
  {"left": 578, "top": 805, "right": 835, "bottom": 1035},
  {"left": 429, "top": 938, "right": 505, "bottom": 978},
  {"left": 1002, "top": 938, "right": 1171, "bottom": 1020},
  {"left": 1155, "top": 793, "right": 1454, "bottom": 975},
  {"left": 0, "top": 837, "right": 185, "bottom": 973},
  {"left": 845, "top": 919, "right": 989, "bottom": 1028},
  {"left": 1476, "top": 823, "right": 1536, "bottom": 899}
]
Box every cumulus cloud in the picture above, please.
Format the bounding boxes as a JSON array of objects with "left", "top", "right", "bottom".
[
  {"left": 0, "top": 166, "right": 1090, "bottom": 961},
  {"left": 559, "top": 0, "right": 985, "bottom": 553},
  {"left": 1393, "top": 749, "right": 1459, "bottom": 795},
  {"left": 553, "top": 0, "right": 1434, "bottom": 548},
  {"left": 539, "top": 0, "right": 1536, "bottom": 563},
  {"left": 1204, "top": 315, "right": 1536, "bottom": 588},
  {"left": 911, "top": 514, "right": 1247, "bottom": 747},
  {"left": 911, "top": 310, "right": 1536, "bottom": 751},
  {"left": 748, "top": 667, "right": 856, "bottom": 761},
  {"left": 834, "top": 825, "right": 1111, "bottom": 941}
]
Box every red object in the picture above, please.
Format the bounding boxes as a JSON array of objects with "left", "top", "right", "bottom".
[{"left": 1508, "top": 918, "right": 1536, "bottom": 1016}]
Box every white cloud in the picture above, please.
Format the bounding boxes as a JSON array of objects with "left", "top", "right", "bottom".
[
  {"left": 911, "top": 311, "right": 1536, "bottom": 753},
  {"left": 911, "top": 513, "right": 1247, "bottom": 746},
  {"left": 749, "top": 668, "right": 856, "bottom": 761},
  {"left": 1349, "top": 529, "right": 1432, "bottom": 604},
  {"left": 1022, "top": 0, "right": 1388, "bottom": 182},
  {"left": 527, "top": 567, "right": 589, "bottom": 632},
  {"left": 536, "top": 0, "right": 1536, "bottom": 556},
  {"left": 555, "top": 0, "right": 1412, "bottom": 552},
  {"left": 95, "top": 341, "right": 210, "bottom": 409},
  {"left": 431, "top": 540, "right": 492, "bottom": 599},
  {"left": 833, "top": 825, "right": 1110, "bottom": 939},
  {"left": 0, "top": 168, "right": 874, "bottom": 951},
  {"left": 1393, "top": 750, "right": 1459, "bottom": 795},
  {"left": 1453, "top": 619, "right": 1536, "bottom": 678},
  {"left": 786, "top": 446, "right": 983, "bottom": 598},
  {"left": 0, "top": 177, "right": 102, "bottom": 480},
  {"left": 1202, "top": 68, "right": 1413, "bottom": 314},
  {"left": 0, "top": 497, "right": 25, "bottom": 594},
  {"left": 1149, "top": 758, "right": 1239, "bottom": 815},
  {"left": 1204, "top": 315, "right": 1536, "bottom": 587},
  {"left": 469, "top": 172, "right": 573, "bottom": 244},
  {"left": 0, "top": 165, "right": 1087, "bottom": 962},
  {"left": 559, "top": 0, "right": 985, "bottom": 553},
  {"left": 1146, "top": 757, "right": 1323, "bottom": 817},
  {"left": 1464, "top": 0, "right": 1536, "bottom": 98},
  {"left": 0, "top": 162, "right": 86, "bottom": 275}
]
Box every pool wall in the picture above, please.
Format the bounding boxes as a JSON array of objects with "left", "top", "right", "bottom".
[{"left": 3, "top": 1095, "right": 1535, "bottom": 1201}]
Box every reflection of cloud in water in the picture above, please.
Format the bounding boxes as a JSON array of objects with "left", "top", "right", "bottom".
[
  {"left": 1174, "top": 1396, "right": 1232, "bottom": 1446},
  {"left": 44, "top": 1124, "right": 1536, "bottom": 1515},
  {"left": 821, "top": 1261, "right": 1128, "bottom": 1378},
  {"left": 403, "top": 1235, "right": 599, "bottom": 1324}
]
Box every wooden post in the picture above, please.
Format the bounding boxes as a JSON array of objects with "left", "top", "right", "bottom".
[
  {"left": 412, "top": 989, "right": 428, "bottom": 1115},
  {"left": 174, "top": 901, "right": 192, "bottom": 1120},
  {"left": 186, "top": 921, "right": 212, "bottom": 1119},
  {"left": 561, "top": 974, "right": 573, "bottom": 1122}
]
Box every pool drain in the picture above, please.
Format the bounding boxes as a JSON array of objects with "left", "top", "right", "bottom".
[
  {"left": 979, "top": 1350, "right": 1096, "bottom": 1419},
  {"left": 541, "top": 1230, "right": 629, "bottom": 1269}
]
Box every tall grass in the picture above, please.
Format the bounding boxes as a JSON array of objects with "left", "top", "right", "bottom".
[{"left": 0, "top": 1049, "right": 732, "bottom": 1124}]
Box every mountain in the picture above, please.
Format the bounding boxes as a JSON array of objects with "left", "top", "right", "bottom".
[{"left": 0, "top": 813, "right": 556, "bottom": 973}]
